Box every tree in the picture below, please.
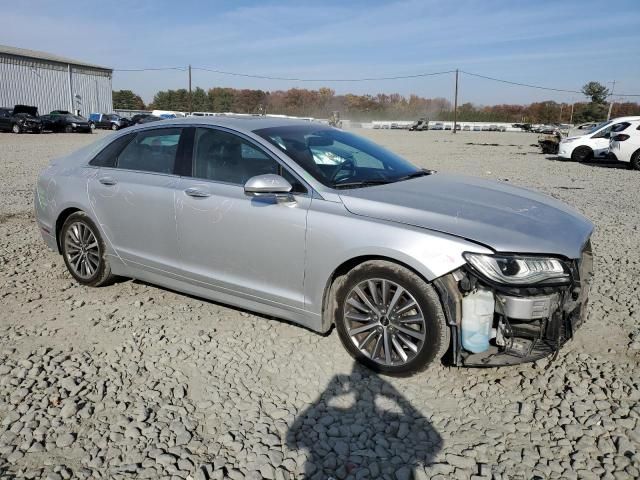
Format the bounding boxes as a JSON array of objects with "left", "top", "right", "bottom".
[
  {"left": 191, "top": 87, "right": 209, "bottom": 112},
  {"left": 139, "top": 85, "right": 639, "bottom": 122},
  {"left": 581, "top": 81, "right": 609, "bottom": 104},
  {"left": 112, "top": 90, "right": 145, "bottom": 110}
]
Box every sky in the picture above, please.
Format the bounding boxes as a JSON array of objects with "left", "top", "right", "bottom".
[{"left": 1, "top": 0, "right": 639, "bottom": 106}]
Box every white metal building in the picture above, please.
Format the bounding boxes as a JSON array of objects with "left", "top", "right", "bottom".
[{"left": 0, "top": 44, "right": 112, "bottom": 117}]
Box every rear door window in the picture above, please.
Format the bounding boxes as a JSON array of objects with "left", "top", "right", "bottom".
[
  {"left": 116, "top": 128, "right": 182, "bottom": 174},
  {"left": 89, "top": 134, "right": 135, "bottom": 167}
]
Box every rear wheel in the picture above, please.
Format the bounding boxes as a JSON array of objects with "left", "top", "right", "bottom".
[
  {"left": 631, "top": 150, "right": 640, "bottom": 171},
  {"left": 60, "top": 212, "right": 114, "bottom": 287},
  {"left": 571, "top": 146, "right": 593, "bottom": 163},
  {"left": 333, "top": 260, "right": 449, "bottom": 375}
]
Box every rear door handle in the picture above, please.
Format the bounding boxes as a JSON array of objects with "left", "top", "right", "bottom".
[
  {"left": 98, "top": 176, "right": 117, "bottom": 186},
  {"left": 184, "top": 187, "right": 211, "bottom": 198}
]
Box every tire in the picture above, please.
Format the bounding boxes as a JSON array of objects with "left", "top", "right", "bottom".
[
  {"left": 89, "top": 122, "right": 96, "bottom": 130},
  {"left": 11, "top": 123, "right": 21, "bottom": 134},
  {"left": 571, "top": 146, "right": 593, "bottom": 163},
  {"left": 60, "top": 212, "right": 114, "bottom": 287},
  {"left": 630, "top": 150, "right": 640, "bottom": 171},
  {"left": 64, "top": 125, "right": 73, "bottom": 133},
  {"left": 332, "top": 260, "right": 450, "bottom": 375},
  {"left": 111, "top": 123, "right": 118, "bottom": 131}
]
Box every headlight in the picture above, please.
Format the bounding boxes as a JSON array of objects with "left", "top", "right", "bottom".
[
  {"left": 463, "top": 253, "right": 570, "bottom": 285},
  {"left": 561, "top": 138, "right": 577, "bottom": 144},
  {"left": 71, "top": 122, "right": 77, "bottom": 127}
]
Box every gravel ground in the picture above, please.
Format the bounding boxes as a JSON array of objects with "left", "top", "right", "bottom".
[{"left": 0, "top": 129, "right": 639, "bottom": 480}]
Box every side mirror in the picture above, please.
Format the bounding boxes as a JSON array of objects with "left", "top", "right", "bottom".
[{"left": 244, "top": 174, "right": 293, "bottom": 198}]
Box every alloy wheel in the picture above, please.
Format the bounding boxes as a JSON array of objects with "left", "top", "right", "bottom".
[
  {"left": 343, "top": 279, "right": 426, "bottom": 367},
  {"left": 64, "top": 221, "right": 100, "bottom": 279}
]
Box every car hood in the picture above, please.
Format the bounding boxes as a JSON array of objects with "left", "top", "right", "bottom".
[
  {"left": 338, "top": 174, "right": 593, "bottom": 259},
  {"left": 13, "top": 105, "right": 38, "bottom": 116}
]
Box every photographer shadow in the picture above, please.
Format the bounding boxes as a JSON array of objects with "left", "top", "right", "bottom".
[{"left": 286, "top": 363, "right": 442, "bottom": 479}]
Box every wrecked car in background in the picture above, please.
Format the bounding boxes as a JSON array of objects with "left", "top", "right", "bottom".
[
  {"left": 538, "top": 129, "right": 563, "bottom": 154},
  {"left": 35, "top": 116, "right": 594, "bottom": 374},
  {"left": 0, "top": 105, "right": 42, "bottom": 133}
]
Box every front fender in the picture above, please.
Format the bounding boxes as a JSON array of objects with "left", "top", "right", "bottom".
[{"left": 304, "top": 200, "right": 492, "bottom": 330}]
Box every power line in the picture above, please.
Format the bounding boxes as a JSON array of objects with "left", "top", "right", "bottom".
[
  {"left": 191, "top": 67, "right": 456, "bottom": 82},
  {"left": 113, "top": 67, "right": 186, "bottom": 72},
  {"left": 460, "top": 70, "right": 582, "bottom": 94},
  {"left": 112, "top": 65, "right": 640, "bottom": 97},
  {"left": 461, "top": 70, "right": 640, "bottom": 97}
]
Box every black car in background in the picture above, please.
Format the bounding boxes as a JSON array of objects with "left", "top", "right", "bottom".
[
  {"left": 88, "top": 113, "right": 130, "bottom": 131},
  {"left": 129, "top": 113, "right": 162, "bottom": 126},
  {"left": 0, "top": 105, "right": 42, "bottom": 133},
  {"left": 137, "top": 115, "right": 163, "bottom": 125},
  {"left": 40, "top": 114, "right": 92, "bottom": 133}
]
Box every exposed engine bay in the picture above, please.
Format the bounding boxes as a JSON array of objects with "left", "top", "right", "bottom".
[{"left": 435, "top": 242, "right": 593, "bottom": 366}]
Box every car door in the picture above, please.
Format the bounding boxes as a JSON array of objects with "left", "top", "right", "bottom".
[
  {"left": 0, "top": 109, "right": 11, "bottom": 130},
  {"left": 591, "top": 124, "right": 614, "bottom": 158},
  {"left": 87, "top": 127, "right": 186, "bottom": 274},
  {"left": 175, "top": 126, "right": 311, "bottom": 311},
  {"left": 99, "top": 114, "right": 110, "bottom": 128}
]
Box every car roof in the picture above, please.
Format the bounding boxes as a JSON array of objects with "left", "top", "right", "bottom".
[
  {"left": 145, "top": 115, "right": 328, "bottom": 134},
  {"left": 610, "top": 116, "right": 640, "bottom": 122}
]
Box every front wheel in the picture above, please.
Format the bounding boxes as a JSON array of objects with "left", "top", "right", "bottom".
[
  {"left": 89, "top": 122, "right": 96, "bottom": 130},
  {"left": 111, "top": 123, "right": 118, "bottom": 131},
  {"left": 64, "top": 125, "right": 73, "bottom": 133},
  {"left": 571, "top": 146, "right": 593, "bottom": 163},
  {"left": 630, "top": 150, "right": 640, "bottom": 171},
  {"left": 60, "top": 212, "right": 114, "bottom": 287},
  {"left": 11, "top": 123, "right": 21, "bottom": 134},
  {"left": 333, "top": 260, "right": 450, "bottom": 375}
]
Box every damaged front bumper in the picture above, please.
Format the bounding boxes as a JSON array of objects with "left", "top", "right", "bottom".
[{"left": 435, "top": 242, "right": 594, "bottom": 367}]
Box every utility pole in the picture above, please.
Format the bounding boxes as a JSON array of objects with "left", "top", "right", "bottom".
[
  {"left": 188, "top": 64, "right": 192, "bottom": 114},
  {"left": 607, "top": 80, "right": 616, "bottom": 121},
  {"left": 453, "top": 69, "right": 459, "bottom": 134},
  {"left": 559, "top": 103, "right": 564, "bottom": 123},
  {"left": 569, "top": 102, "right": 574, "bottom": 125}
]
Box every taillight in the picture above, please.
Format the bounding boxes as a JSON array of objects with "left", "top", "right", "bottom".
[{"left": 612, "top": 134, "right": 630, "bottom": 141}]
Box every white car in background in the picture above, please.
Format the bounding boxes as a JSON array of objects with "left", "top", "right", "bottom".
[
  {"left": 558, "top": 116, "right": 640, "bottom": 162},
  {"left": 609, "top": 120, "right": 640, "bottom": 170}
]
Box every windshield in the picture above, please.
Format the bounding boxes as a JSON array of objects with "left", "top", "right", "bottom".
[
  {"left": 586, "top": 121, "right": 611, "bottom": 135},
  {"left": 254, "top": 125, "right": 423, "bottom": 188}
]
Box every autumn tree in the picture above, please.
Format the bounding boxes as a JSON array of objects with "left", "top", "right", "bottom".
[{"left": 138, "top": 85, "right": 639, "bottom": 122}]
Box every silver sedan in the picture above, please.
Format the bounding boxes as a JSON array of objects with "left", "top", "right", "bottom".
[{"left": 35, "top": 117, "right": 594, "bottom": 374}]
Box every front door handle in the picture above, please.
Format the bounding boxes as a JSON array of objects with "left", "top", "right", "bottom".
[
  {"left": 184, "top": 187, "right": 211, "bottom": 198},
  {"left": 98, "top": 176, "right": 117, "bottom": 186}
]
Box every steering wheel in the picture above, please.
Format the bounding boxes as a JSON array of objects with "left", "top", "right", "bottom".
[{"left": 329, "top": 158, "right": 356, "bottom": 183}]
